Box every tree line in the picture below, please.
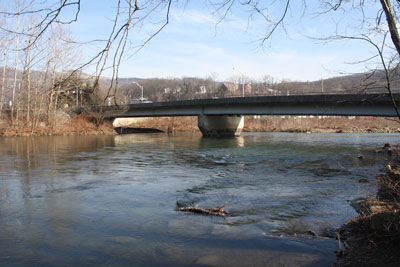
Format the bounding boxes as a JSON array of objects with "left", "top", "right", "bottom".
[{"left": 113, "top": 69, "right": 400, "bottom": 103}]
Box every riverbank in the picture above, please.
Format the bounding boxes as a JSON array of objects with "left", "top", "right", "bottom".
[
  {"left": 2, "top": 114, "right": 399, "bottom": 137},
  {"left": 244, "top": 116, "right": 400, "bottom": 133},
  {"left": 0, "top": 114, "right": 117, "bottom": 137},
  {"left": 114, "top": 116, "right": 400, "bottom": 134},
  {"left": 336, "top": 145, "right": 400, "bottom": 266}
]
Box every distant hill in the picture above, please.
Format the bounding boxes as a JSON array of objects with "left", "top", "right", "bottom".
[
  {"left": 0, "top": 67, "right": 398, "bottom": 104},
  {"left": 273, "top": 69, "right": 400, "bottom": 95}
]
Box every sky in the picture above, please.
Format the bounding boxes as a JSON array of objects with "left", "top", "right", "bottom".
[{"left": 61, "top": 0, "right": 391, "bottom": 82}]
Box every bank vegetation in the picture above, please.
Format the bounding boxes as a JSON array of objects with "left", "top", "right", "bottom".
[{"left": 337, "top": 146, "right": 400, "bottom": 266}]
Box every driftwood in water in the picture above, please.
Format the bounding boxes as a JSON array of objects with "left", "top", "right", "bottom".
[{"left": 178, "top": 204, "right": 229, "bottom": 217}]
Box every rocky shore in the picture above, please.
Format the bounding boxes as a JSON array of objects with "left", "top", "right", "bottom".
[{"left": 336, "top": 145, "right": 400, "bottom": 266}]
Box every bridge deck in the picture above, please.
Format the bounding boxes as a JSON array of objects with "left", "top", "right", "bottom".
[{"left": 106, "top": 93, "right": 400, "bottom": 118}]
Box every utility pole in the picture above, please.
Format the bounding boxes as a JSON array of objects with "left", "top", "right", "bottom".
[
  {"left": 241, "top": 77, "right": 244, "bottom": 97},
  {"left": 321, "top": 78, "right": 324, "bottom": 94}
]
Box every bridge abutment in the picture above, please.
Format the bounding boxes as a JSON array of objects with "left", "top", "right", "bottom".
[{"left": 198, "top": 115, "right": 244, "bottom": 137}]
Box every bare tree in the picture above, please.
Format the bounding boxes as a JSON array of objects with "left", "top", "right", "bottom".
[
  {"left": 0, "top": 0, "right": 176, "bottom": 104},
  {"left": 202, "top": 0, "right": 400, "bottom": 117},
  {"left": 10, "top": 1, "right": 21, "bottom": 125},
  {"left": 1, "top": 0, "right": 400, "bottom": 117},
  {"left": 0, "top": 18, "right": 9, "bottom": 120},
  {"left": 379, "top": 0, "right": 400, "bottom": 57}
]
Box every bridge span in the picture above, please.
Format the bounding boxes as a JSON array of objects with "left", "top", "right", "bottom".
[{"left": 107, "top": 93, "right": 400, "bottom": 137}]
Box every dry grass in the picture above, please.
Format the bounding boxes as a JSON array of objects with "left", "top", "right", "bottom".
[{"left": 244, "top": 116, "right": 400, "bottom": 133}]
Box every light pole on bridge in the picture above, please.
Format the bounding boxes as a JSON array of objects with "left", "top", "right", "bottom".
[{"left": 132, "top": 81, "right": 144, "bottom": 101}]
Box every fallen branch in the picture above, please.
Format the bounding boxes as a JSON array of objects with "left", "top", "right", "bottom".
[
  {"left": 178, "top": 204, "right": 229, "bottom": 217},
  {"left": 336, "top": 229, "right": 342, "bottom": 250}
]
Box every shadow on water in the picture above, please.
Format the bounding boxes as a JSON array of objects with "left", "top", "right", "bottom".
[
  {"left": 114, "top": 127, "right": 164, "bottom": 134},
  {"left": 1, "top": 132, "right": 400, "bottom": 266}
]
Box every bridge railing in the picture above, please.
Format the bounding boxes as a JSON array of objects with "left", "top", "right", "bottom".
[{"left": 175, "top": 87, "right": 400, "bottom": 102}]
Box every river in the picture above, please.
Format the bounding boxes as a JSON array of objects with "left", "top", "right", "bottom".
[{"left": 1, "top": 132, "right": 399, "bottom": 266}]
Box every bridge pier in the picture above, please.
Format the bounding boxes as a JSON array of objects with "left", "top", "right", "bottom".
[{"left": 198, "top": 115, "right": 244, "bottom": 137}]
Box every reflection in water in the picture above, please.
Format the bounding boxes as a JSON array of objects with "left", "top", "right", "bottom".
[{"left": 1, "top": 132, "right": 399, "bottom": 266}]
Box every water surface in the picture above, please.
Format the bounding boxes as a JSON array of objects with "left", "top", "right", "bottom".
[{"left": 1, "top": 132, "right": 398, "bottom": 266}]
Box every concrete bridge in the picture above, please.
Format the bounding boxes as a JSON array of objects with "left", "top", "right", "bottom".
[{"left": 106, "top": 93, "right": 400, "bottom": 136}]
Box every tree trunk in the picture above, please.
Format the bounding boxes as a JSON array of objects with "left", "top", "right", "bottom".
[
  {"left": 0, "top": 50, "right": 7, "bottom": 120},
  {"left": 15, "top": 82, "right": 21, "bottom": 125},
  {"left": 11, "top": 3, "right": 21, "bottom": 126},
  {"left": 380, "top": 0, "right": 400, "bottom": 57},
  {"left": 26, "top": 39, "right": 32, "bottom": 125}
]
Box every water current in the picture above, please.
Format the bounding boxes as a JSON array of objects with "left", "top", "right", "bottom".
[{"left": 1, "top": 132, "right": 399, "bottom": 266}]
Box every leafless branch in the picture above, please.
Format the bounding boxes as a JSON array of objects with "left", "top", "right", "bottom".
[{"left": 0, "top": 1, "right": 81, "bottom": 51}]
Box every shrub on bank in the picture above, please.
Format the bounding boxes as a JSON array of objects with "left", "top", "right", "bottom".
[{"left": 0, "top": 113, "right": 116, "bottom": 137}]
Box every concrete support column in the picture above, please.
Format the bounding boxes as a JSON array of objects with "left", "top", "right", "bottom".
[{"left": 198, "top": 115, "right": 244, "bottom": 137}]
